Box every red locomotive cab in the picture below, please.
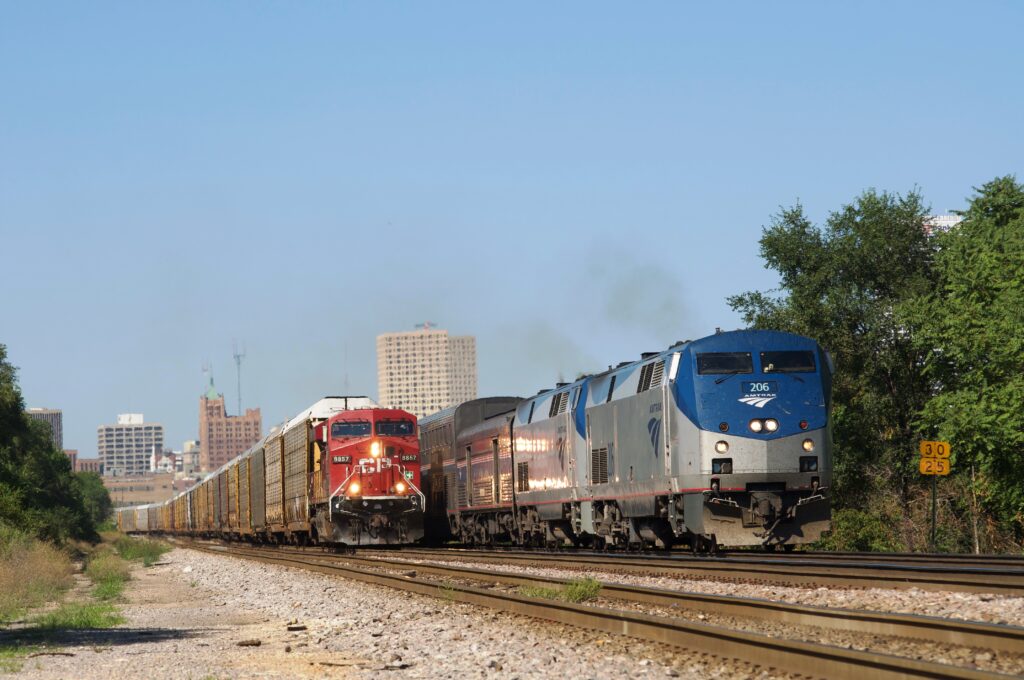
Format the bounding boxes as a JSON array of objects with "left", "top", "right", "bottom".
[{"left": 321, "top": 408, "right": 424, "bottom": 544}]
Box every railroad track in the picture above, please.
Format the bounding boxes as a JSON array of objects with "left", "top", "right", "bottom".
[
  {"left": 345, "top": 546, "right": 1024, "bottom": 595},
  {"left": 717, "top": 550, "right": 1024, "bottom": 570},
  {"left": 181, "top": 540, "right": 1022, "bottom": 679}
]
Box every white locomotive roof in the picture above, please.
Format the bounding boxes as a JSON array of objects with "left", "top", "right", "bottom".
[{"left": 284, "top": 396, "right": 377, "bottom": 431}]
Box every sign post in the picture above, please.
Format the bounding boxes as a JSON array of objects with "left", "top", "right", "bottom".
[{"left": 919, "top": 441, "right": 951, "bottom": 550}]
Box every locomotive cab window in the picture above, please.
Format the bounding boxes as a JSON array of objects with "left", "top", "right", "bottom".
[
  {"left": 376, "top": 419, "right": 415, "bottom": 436},
  {"left": 760, "top": 351, "right": 816, "bottom": 373},
  {"left": 332, "top": 421, "right": 371, "bottom": 438},
  {"left": 697, "top": 352, "right": 753, "bottom": 375}
]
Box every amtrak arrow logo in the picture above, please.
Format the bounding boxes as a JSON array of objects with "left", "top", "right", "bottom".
[{"left": 739, "top": 396, "right": 775, "bottom": 408}]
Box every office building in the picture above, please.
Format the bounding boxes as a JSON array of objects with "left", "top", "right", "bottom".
[
  {"left": 97, "top": 413, "right": 164, "bottom": 477},
  {"left": 76, "top": 458, "right": 103, "bottom": 474},
  {"left": 376, "top": 324, "right": 478, "bottom": 418},
  {"left": 182, "top": 440, "right": 201, "bottom": 476},
  {"left": 103, "top": 473, "right": 175, "bottom": 507},
  {"left": 25, "top": 408, "right": 63, "bottom": 451},
  {"left": 198, "top": 379, "right": 261, "bottom": 472}
]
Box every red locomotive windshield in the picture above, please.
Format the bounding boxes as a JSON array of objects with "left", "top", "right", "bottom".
[
  {"left": 332, "top": 421, "right": 371, "bottom": 437},
  {"left": 376, "top": 420, "right": 414, "bottom": 436}
]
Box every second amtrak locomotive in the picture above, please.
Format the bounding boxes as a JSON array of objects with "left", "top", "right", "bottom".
[{"left": 419, "top": 329, "right": 832, "bottom": 551}]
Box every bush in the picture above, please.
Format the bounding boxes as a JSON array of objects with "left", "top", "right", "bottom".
[
  {"left": 816, "top": 507, "right": 900, "bottom": 552},
  {"left": 114, "top": 536, "right": 169, "bottom": 566},
  {"left": 0, "top": 527, "right": 74, "bottom": 623}
]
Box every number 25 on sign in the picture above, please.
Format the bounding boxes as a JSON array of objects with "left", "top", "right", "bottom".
[{"left": 919, "top": 457, "right": 950, "bottom": 475}]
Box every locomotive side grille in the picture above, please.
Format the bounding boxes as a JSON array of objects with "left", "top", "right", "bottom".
[
  {"left": 637, "top": 360, "right": 665, "bottom": 392},
  {"left": 517, "top": 462, "right": 529, "bottom": 492},
  {"left": 637, "top": 363, "right": 653, "bottom": 392},
  {"left": 591, "top": 447, "right": 609, "bottom": 485},
  {"left": 457, "top": 475, "right": 468, "bottom": 507},
  {"left": 649, "top": 360, "right": 665, "bottom": 388},
  {"left": 548, "top": 391, "right": 569, "bottom": 418}
]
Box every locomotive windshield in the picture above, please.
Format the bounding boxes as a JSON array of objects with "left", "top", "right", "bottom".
[
  {"left": 332, "top": 421, "right": 371, "bottom": 438},
  {"left": 760, "top": 350, "right": 816, "bottom": 373},
  {"left": 376, "top": 419, "right": 415, "bottom": 436},
  {"left": 697, "top": 352, "right": 753, "bottom": 375}
]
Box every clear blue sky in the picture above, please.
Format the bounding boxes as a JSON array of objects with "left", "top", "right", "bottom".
[{"left": 2, "top": 2, "right": 1021, "bottom": 456}]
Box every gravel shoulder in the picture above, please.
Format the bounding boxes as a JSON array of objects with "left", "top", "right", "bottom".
[{"left": 12, "top": 547, "right": 801, "bottom": 679}]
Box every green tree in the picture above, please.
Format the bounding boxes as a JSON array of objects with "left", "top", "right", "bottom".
[
  {"left": 909, "top": 176, "right": 1024, "bottom": 543},
  {"left": 75, "top": 472, "right": 113, "bottom": 529},
  {"left": 729, "top": 189, "right": 937, "bottom": 543},
  {"left": 0, "top": 344, "right": 97, "bottom": 542}
]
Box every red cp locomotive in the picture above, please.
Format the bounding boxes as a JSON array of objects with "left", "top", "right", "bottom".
[{"left": 316, "top": 404, "right": 425, "bottom": 544}]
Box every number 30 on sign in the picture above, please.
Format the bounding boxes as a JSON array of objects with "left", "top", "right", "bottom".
[
  {"left": 919, "top": 457, "right": 950, "bottom": 476},
  {"left": 919, "top": 441, "right": 951, "bottom": 458}
]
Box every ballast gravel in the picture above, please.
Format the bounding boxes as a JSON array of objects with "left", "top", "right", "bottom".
[
  {"left": 387, "top": 555, "right": 1024, "bottom": 627},
  {"left": 16, "top": 547, "right": 802, "bottom": 680}
]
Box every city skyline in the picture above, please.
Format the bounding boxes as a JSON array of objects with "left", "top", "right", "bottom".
[{"left": 4, "top": 3, "right": 1022, "bottom": 456}]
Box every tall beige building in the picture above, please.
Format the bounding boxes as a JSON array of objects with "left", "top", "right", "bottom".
[
  {"left": 376, "top": 324, "right": 478, "bottom": 418},
  {"left": 198, "top": 379, "right": 262, "bottom": 472},
  {"left": 97, "top": 413, "right": 164, "bottom": 477}
]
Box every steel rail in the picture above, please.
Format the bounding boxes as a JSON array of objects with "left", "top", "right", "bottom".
[
  {"left": 256, "top": 544, "right": 1024, "bottom": 654},
  {"left": 183, "top": 542, "right": 1014, "bottom": 680},
  {"left": 359, "top": 547, "right": 1024, "bottom": 594},
  {"left": 717, "top": 551, "right": 1024, "bottom": 569}
]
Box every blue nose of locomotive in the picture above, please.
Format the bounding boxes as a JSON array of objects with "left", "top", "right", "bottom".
[{"left": 677, "top": 329, "right": 831, "bottom": 439}]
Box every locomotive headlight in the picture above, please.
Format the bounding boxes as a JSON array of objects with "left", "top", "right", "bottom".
[
  {"left": 714, "top": 440, "right": 729, "bottom": 454},
  {"left": 395, "top": 481, "right": 407, "bottom": 493},
  {"left": 749, "top": 419, "right": 763, "bottom": 433},
  {"left": 802, "top": 439, "right": 815, "bottom": 452},
  {"left": 764, "top": 419, "right": 779, "bottom": 433},
  {"left": 347, "top": 481, "right": 361, "bottom": 495},
  {"left": 370, "top": 441, "right": 382, "bottom": 458}
]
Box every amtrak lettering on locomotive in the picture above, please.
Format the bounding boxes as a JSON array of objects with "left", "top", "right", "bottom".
[{"left": 421, "top": 329, "right": 832, "bottom": 551}]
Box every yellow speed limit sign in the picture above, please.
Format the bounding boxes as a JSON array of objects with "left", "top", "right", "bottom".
[
  {"left": 919, "top": 440, "right": 951, "bottom": 458},
  {"left": 919, "top": 457, "right": 951, "bottom": 476}
]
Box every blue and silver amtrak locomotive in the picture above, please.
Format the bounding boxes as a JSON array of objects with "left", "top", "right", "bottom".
[{"left": 419, "top": 329, "right": 832, "bottom": 551}]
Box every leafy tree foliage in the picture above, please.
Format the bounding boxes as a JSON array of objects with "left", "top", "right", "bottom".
[
  {"left": 75, "top": 471, "right": 113, "bottom": 530},
  {"left": 0, "top": 344, "right": 103, "bottom": 543},
  {"left": 909, "top": 177, "right": 1024, "bottom": 533},
  {"left": 729, "top": 189, "right": 936, "bottom": 515}
]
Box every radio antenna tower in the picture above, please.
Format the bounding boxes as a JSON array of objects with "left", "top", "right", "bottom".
[
  {"left": 201, "top": 361, "right": 212, "bottom": 388},
  {"left": 233, "top": 340, "right": 246, "bottom": 416}
]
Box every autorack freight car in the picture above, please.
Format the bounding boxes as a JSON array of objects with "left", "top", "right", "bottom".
[{"left": 119, "top": 397, "right": 425, "bottom": 546}]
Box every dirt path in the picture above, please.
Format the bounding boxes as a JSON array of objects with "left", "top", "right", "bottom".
[{"left": 7, "top": 557, "right": 366, "bottom": 679}]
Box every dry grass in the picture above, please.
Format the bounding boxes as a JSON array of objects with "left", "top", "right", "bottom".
[{"left": 0, "top": 530, "right": 74, "bottom": 624}]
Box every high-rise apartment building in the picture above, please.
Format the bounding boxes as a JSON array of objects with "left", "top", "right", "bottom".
[
  {"left": 97, "top": 414, "right": 164, "bottom": 477},
  {"left": 376, "top": 324, "right": 478, "bottom": 418},
  {"left": 25, "top": 408, "right": 63, "bottom": 451},
  {"left": 198, "top": 379, "right": 261, "bottom": 472}
]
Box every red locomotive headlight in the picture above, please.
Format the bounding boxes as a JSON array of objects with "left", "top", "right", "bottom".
[
  {"left": 347, "top": 481, "right": 361, "bottom": 496},
  {"left": 395, "top": 481, "right": 407, "bottom": 493}
]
